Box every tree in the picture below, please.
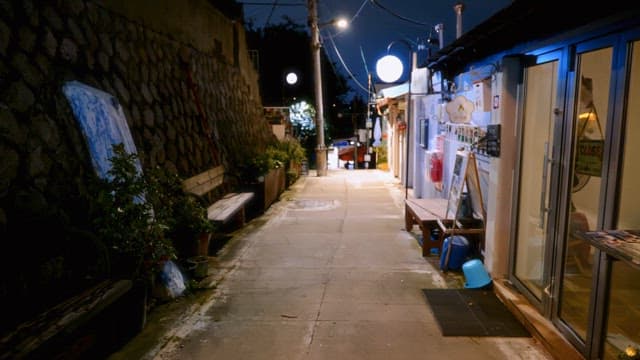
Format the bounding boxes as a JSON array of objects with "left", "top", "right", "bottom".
[{"left": 246, "top": 18, "right": 352, "bottom": 141}]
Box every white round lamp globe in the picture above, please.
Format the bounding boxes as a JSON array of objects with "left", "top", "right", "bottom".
[
  {"left": 376, "top": 55, "right": 403, "bottom": 83},
  {"left": 286, "top": 72, "right": 298, "bottom": 85}
]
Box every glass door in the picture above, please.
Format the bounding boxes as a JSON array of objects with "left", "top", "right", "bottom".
[
  {"left": 600, "top": 37, "right": 640, "bottom": 360},
  {"left": 511, "top": 53, "right": 561, "bottom": 306},
  {"left": 554, "top": 44, "right": 613, "bottom": 352},
  {"left": 510, "top": 30, "right": 640, "bottom": 359}
]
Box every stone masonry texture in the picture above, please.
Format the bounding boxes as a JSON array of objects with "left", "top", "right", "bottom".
[{"left": 0, "top": 0, "right": 275, "bottom": 331}]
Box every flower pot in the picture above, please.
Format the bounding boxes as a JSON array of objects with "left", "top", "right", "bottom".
[
  {"left": 196, "top": 232, "right": 211, "bottom": 256},
  {"left": 187, "top": 256, "right": 209, "bottom": 279}
]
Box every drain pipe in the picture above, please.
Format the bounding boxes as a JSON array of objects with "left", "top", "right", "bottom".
[{"left": 454, "top": 2, "right": 464, "bottom": 39}]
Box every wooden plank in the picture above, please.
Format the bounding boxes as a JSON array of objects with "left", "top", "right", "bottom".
[
  {"left": 207, "top": 192, "right": 254, "bottom": 223},
  {"left": 437, "top": 218, "right": 485, "bottom": 235},
  {"left": 406, "top": 198, "right": 448, "bottom": 219},
  {"left": 182, "top": 166, "right": 225, "bottom": 196}
]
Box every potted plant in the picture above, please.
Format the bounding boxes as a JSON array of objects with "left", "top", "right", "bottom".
[
  {"left": 145, "top": 166, "right": 217, "bottom": 259},
  {"left": 275, "top": 138, "right": 306, "bottom": 186},
  {"left": 238, "top": 151, "right": 275, "bottom": 183},
  {"left": 91, "top": 144, "right": 175, "bottom": 280},
  {"left": 170, "top": 193, "right": 217, "bottom": 257}
]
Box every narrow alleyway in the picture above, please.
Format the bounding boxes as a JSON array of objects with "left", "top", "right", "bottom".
[{"left": 110, "top": 169, "right": 552, "bottom": 360}]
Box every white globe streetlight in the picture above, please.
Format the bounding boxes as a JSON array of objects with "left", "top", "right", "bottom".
[
  {"left": 376, "top": 54, "right": 403, "bottom": 83},
  {"left": 375, "top": 41, "right": 415, "bottom": 198},
  {"left": 334, "top": 18, "right": 348, "bottom": 29},
  {"left": 285, "top": 72, "right": 298, "bottom": 85}
]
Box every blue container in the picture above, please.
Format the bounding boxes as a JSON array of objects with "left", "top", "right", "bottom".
[
  {"left": 439, "top": 235, "right": 469, "bottom": 271},
  {"left": 462, "top": 259, "right": 492, "bottom": 289}
]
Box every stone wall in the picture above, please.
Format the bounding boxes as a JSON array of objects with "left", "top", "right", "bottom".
[{"left": 0, "top": 0, "right": 274, "bottom": 329}]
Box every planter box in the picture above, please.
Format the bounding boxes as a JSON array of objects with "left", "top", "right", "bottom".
[
  {"left": 263, "top": 167, "right": 285, "bottom": 210},
  {"left": 286, "top": 161, "right": 302, "bottom": 187},
  {"left": 244, "top": 167, "right": 286, "bottom": 218}
]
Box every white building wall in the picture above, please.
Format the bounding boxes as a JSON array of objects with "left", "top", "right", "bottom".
[{"left": 484, "top": 57, "right": 521, "bottom": 278}]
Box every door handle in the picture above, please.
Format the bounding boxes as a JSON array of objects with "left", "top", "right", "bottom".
[
  {"left": 539, "top": 142, "right": 550, "bottom": 229},
  {"left": 544, "top": 282, "right": 553, "bottom": 298}
]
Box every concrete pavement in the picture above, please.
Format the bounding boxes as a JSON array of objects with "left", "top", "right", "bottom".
[{"left": 109, "top": 168, "right": 552, "bottom": 360}]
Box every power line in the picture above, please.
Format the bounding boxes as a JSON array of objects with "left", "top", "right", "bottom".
[
  {"left": 317, "top": 0, "right": 372, "bottom": 99},
  {"left": 239, "top": 1, "right": 305, "bottom": 6},
  {"left": 264, "top": 0, "right": 279, "bottom": 27},
  {"left": 369, "top": 0, "right": 432, "bottom": 27},
  {"left": 323, "top": 30, "right": 369, "bottom": 96},
  {"left": 359, "top": 46, "right": 369, "bottom": 78}
]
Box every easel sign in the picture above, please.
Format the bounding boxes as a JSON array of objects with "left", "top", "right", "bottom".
[
  {"left": 446, "top": 149, "right": 485, "bottom": 221},
  {"left": 465, "top": 152, "right": 486, "bottom": 221},
  {"left": 446, "top": 150, "right": 469, "bottom": 218},
  {"left": 439, "top": 149, "right": 486, "bottom": 270}
]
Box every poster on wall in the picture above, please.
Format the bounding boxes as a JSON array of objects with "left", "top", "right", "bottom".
[
  {"left": 62, "top": 81, "right": 141, "bottom": 179},
  {"left": 575, "top": 139, "right": 604, "bottom": 177},
  {"left": 575, "top": 76, "right": 604, "bottom": 178}
]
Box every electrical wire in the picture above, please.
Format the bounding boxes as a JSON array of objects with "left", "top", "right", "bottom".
[
  {"left": 239, "top": 1, "right": 304, "bottom": 5},
  {"left": 359, "top": 46, "right": 375, "bottom": 100},
  {"left": 316, "top": 0, "right": 375, "bottom": 98},
  {"left": 359, "top": 46, "right": 369, "bottom": 77},
  {"left": 323, "top": 31, "right": 370, "bottom": 96},
  {"left": 369, "top": 0, "right": 432, "bottom": 27},
  {"left": 263, "top": 0, "right": 279, "bottom": 27}
]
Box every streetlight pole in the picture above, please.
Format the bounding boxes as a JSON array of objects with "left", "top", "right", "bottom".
[
  {"left": 308, "top": 0, "right": 327, "bottom": 176},
  {"left": 376, "top": 40, "right": 415, "bottom": 199}
]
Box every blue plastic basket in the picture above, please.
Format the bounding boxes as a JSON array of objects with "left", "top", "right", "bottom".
[
  {"left": 439, "top": 235, "right": 469, "bottom": 270},
  {"left": 462, "top": 259, "right": 492, "bottom": 289}
]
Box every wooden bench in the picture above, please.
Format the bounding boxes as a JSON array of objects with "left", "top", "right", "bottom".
[
  {"left": 406, "top": 198, "right": 485, "bottom": 263},
  {"left": 0, "top": 279, "right": 132, "bottom": 359},
  {"left": 182, "top": 165, "right": 254, "bottom": 228},
  {"left": 405, "top": 198, "right": 448, "bottom": 257}
]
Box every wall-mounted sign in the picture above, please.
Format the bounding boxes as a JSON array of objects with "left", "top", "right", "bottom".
[{"left": 446, "top": 96, "right": 474, "bottom": 123}]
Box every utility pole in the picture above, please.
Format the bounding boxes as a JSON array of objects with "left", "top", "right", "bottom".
[{"left": 308, "top": 0, "right": 327, "bottom": 176}]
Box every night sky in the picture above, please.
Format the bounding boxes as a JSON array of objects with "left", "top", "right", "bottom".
[{"left": 242, "top": 0, "right": 513, "bottom": 99}]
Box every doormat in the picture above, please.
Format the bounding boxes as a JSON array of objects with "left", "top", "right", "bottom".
[{"left": 422, "top": 289, "right": 530, "bottom": 337}]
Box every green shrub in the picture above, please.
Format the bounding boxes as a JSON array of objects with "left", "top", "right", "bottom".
[
  {"left": 238, "top": 138, "right": 307, "bottom": 183},
  {"left": 265, "top": 147, "right": 287, "bottom": 169},
  {"left": 145, "top": 167, "right": 217, "bottom": 259},
  {"left": 277, "top": 138, "right": 307, "bottom": 165},
  {"left": 91, "top": 144, "right": 175, "bottom": 279}
]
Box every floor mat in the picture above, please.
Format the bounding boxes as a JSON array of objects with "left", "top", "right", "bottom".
[{"left": 422, "top": 289, "right": 531, "bottom": 337}]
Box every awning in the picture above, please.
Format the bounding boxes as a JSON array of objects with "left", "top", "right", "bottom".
[
  {"left": 338, "top": 146, "right": 366, "bottom": 162},
  {"left": 378, "top": 82, "right": 409, "bottom": 99}
]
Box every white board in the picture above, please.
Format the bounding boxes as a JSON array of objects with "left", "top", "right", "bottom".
[
  {"left": 62, "top": 81, "right": 140, "bottom": 179},
  {"left": 445, "top": 149, "right": 485, "bottom": 221}
]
